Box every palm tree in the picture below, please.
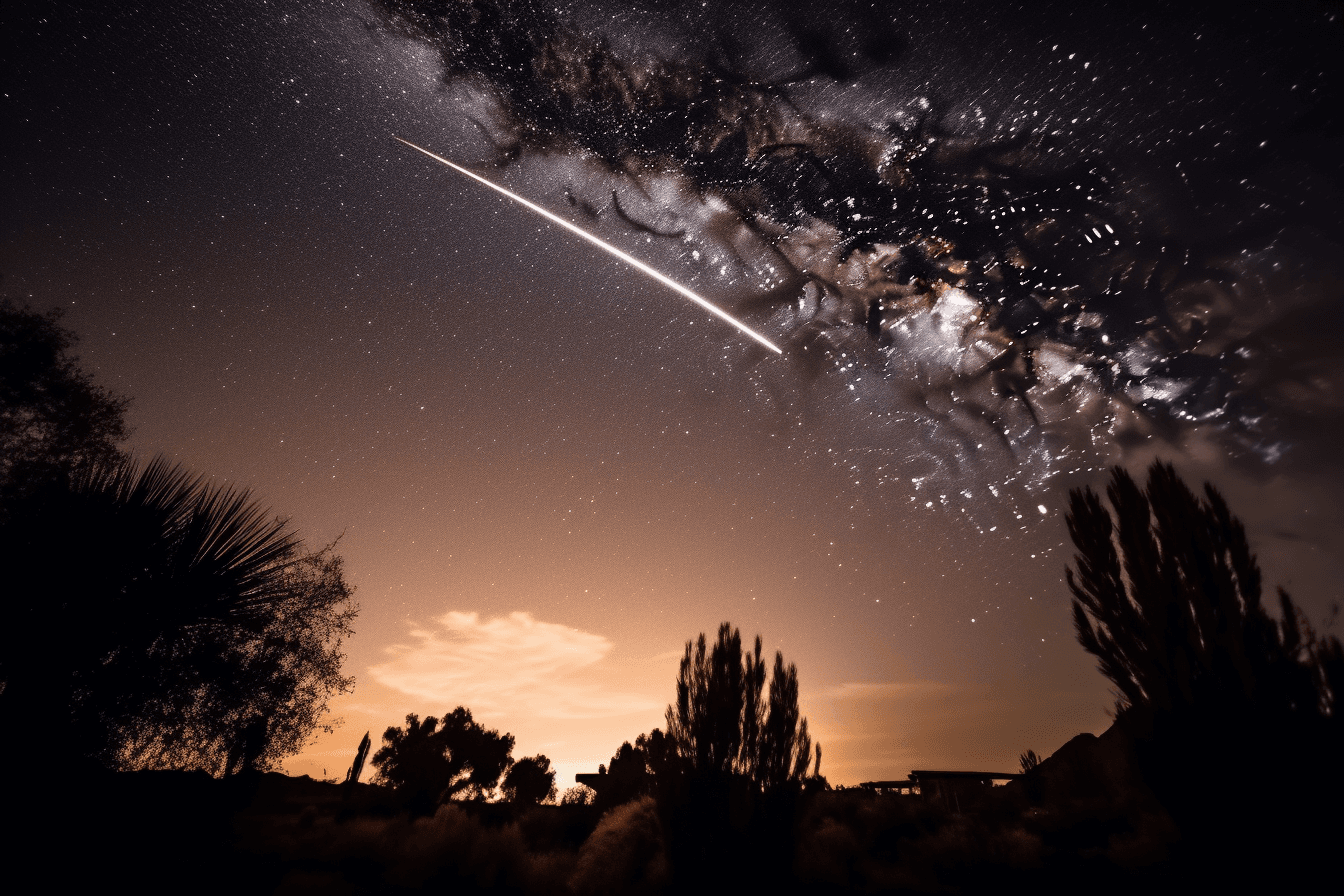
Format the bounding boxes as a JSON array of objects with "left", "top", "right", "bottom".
[{"left": 0, "top": 455, "right": 356, "bottom": 773}]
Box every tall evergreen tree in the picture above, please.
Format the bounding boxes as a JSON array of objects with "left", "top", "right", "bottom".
[{"left": 661, "top": 623, "right": 818, "bottom": 888}]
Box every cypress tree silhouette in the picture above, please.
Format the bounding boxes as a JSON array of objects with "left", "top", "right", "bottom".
[{"left": 1066, "top": 461, "right": 1343, "bottom": 882}]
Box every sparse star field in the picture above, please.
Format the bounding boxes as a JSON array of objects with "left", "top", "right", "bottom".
[{"left": 3, "top": 0, "right": 1342, "bottom": 788}]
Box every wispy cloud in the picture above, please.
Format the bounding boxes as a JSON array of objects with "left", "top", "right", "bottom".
[
  {"left": 649, "top": 649, "right": 685, "bottom": 662},
  {"left": 369, "top": 611, "right": 661, "bottom": 720}
]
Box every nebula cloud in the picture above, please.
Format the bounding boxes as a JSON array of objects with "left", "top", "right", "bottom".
[{"left": 375, "top": 0, "right": 1344, "bottom": 509}]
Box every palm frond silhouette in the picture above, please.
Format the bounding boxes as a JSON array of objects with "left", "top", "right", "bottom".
[{"left": 0, "top": 454, "right": 354, "bottom": 773}]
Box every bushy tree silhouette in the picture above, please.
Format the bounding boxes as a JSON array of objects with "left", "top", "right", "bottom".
[
  {"left": 502, "top": 755, "right": 556, "bottom": 804},
  {"left": 0, "top": 455, "right": 356, "bottom": 774},
  {"left": 1066, "top": 461, "right": 1343, "bottom": 881},
  {"left": 371, "top": 707, "right": 515, "bottom": 810},
  {"left": 596, "top": 728, "right": 676, "bottom": 808},
  {"left": 0, "top": 298, "right": 128, "bottom": 500}
]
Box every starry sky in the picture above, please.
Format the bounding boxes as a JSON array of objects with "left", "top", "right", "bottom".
[{"left": 5, "top": 0, "right": 1343, "bottom": 788}]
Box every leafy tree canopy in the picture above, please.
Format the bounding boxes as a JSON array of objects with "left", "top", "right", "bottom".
[
  {"left": 502, "top": 754, "right": 557, "bottom": 804},
  {"left": 371, "top": 707, "right": 516, "bottom": 804},
  {"left": 0, "top": 455, "right": 357, "bottom": 774},
  {"left": 609, "top": 728, "right": 676, "bottom": 779},
  {"left": 0, "top": 298, "right": 128, "bottom": 498}
]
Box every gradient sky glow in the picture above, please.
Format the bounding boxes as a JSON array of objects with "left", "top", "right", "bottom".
[{"left": 4, "top": 0, "right": 1342, "bottom": 790}]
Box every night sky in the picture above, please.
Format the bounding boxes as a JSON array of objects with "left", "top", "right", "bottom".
[{"left": 5, "top": 0, "right": 1343, "bottom": 789}]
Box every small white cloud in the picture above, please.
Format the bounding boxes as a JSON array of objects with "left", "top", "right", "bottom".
[{"left": 370, "top": 611, "right": 660, "bottom": 720}]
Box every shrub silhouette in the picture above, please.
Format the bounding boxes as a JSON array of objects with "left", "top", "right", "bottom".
[
  {"left": 1065, "top": 461, "right": 1343, "bottom": 882},
  {"left": 561, "top": 784, "right": 596, "bottom": 806},
  {"left": 569, "top": 796, "right": 667, "bottom": 895},
  {"left": 504, "top": 755, "right": 557, "bottom": 804},
  {"left": 0, "top": 454, "right": 356, "bottom": 774},
  {"left": 371, "top": 707, "right": 515, "bottom": 812}
]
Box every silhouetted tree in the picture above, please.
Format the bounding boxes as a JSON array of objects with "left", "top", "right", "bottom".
[
  {"left": 659, "top": 623, "right": 820, "bottom": 888},
  {"left": 665, "top": 622, "right": 817, "bottom": 791},
  {"left": 371, "top": 707, "right": 515, "bottom": 809},
  {"left": 756, "top": 650, "right": 815, "bottom": 789},
  {"left": 1019, "top": 749, "right": 1041, "bottom": 774},
  {"left": 502, "top": 755, "right": 556, "bottom": 804},
  {"left": 0, "top": 299, "right": 128, "bottom": 501},
  {"left": 0, "top": 455, "right": 356, "bottom": 774},
  {"left": 1067, "top": 462, "right": 1342, "bottom": 723},
  {"left": 1066, "top": 461, "right": 1343, "bottom": 882},
  {"left": 803, "top": 743, "right": 828, "bottom": 794},
  {"left": 637, "top": 727, "right": 677, "bottom": 778},
  {"left": 597, "top": 728, "right": 677, "bottom": 808}
]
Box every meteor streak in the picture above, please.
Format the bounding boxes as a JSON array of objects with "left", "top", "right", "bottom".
[{"left": 393, "top": 136, "right": 783, "bottom": 354}]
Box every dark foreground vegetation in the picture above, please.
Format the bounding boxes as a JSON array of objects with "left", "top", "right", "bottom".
[
  {"left": 0, "top": 732, "right": 1288, "bottom": 895},
  {"left": 3, "top": 301, "right": 1341, "bottom": 891}
]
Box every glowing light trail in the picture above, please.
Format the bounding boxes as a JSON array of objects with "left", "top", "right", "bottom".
[{"left": 393, "top": 136, "right": 783, "bottom": 354}]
